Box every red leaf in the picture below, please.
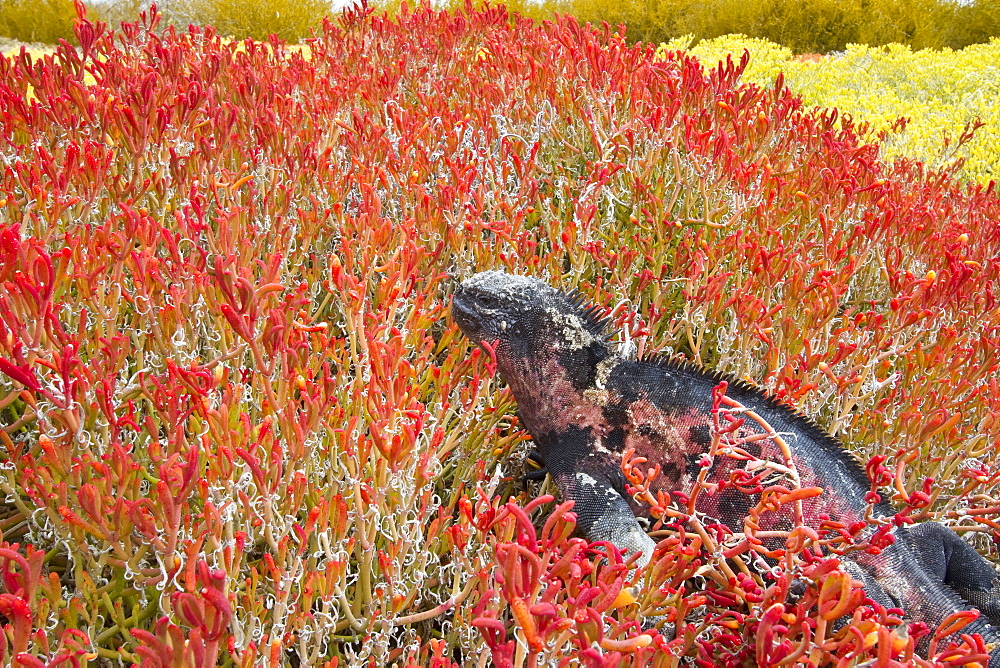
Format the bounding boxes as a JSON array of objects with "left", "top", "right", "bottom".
[{"left": 0, "top": 358, "right": 39, "bottom": 392}]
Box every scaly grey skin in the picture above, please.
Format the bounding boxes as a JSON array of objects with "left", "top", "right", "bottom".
[{"left": 452, "top": 270, "right": 1000, "bottom": 663}]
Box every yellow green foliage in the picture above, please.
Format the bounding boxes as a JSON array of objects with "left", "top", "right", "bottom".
[
  {"left": 1, "top": 0, "right": 332, "bottom": 44},
  {"left": 0, "top": 0, "right": 77, "bottom": 44},
  {"left": 163, "top": 0, "right": 333, "bottom": 41},
  {"left": 790, "top": 40, "right": 1000, "bottom": 186},
  {"left": 670, "top": 34, "right": 1000, "bottom": 186},
  {"left": 521, "top": 0, "right": 998, "bottom": 54},
  {"left": 663, "top": 33, "right": 792, "bottom": 83}
]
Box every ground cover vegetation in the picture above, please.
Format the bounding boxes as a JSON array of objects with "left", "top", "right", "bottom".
[{"left": 2, "top": 3, "right": 1000, "bottom": 666}]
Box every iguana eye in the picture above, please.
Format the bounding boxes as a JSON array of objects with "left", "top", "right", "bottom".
[{"left": 477, "top": 294, "right": 502, "bottom": 309}]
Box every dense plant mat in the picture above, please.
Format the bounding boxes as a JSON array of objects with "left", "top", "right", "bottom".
[{"left": 1, "top": 5, "right": 1000, "bottom": 666}]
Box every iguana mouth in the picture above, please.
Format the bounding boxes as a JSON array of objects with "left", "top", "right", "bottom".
[{"left": 451, "top": 288, "right": 484, "bottom": 340}]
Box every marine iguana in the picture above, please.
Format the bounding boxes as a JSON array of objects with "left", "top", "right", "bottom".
[{"left": 452, "top": 270, "right": 1000, "bottom": 662}]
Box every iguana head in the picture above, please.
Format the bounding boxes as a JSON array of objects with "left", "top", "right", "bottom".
[
  {"left": 452, "top": 271, "right": 607, "bottom": 356},
  {"left": 452, "top": 271, "right": 615, "bottom": 430}
]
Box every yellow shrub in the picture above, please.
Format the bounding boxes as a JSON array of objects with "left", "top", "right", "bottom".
[
  {"left": 681, "top": 0, "right": 861, "bottom": 53},
  {"left": 674, "top": 34, "right": 1000, "bottom": 185},
  {"left": 521, "top": 0, "right": 998, "bottom": 53},
  {"left": 165, "top": 0, "right": 333, "bottom": 42},
  {"left": 663, "top": 33, "right": 792, "bottom": 83},
  {"left": 0, "top": 0, "right": 77, "bottom": 44},
  {"left": 789, "top": 40, "right": 1000, "bottom": 185}
]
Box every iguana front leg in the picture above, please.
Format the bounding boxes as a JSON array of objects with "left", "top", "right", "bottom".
[
  {"left": 521, "top": 449, "right": 549, "bottom": 483},
  {"left": 527, "top": 425, "right": 658, "bottom": 565},
  {"left": 550, "top": 455, "right": 659, "bottom": 566},
  {"left": 908, "top": 521, "right": 1000, "bottom": 625}
]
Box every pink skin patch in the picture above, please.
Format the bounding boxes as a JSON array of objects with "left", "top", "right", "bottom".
[
  {"left": 497, "top": 349, "right": 609, "bottom": 437},
  {"left": 623, "top": 401, "right": 862, "bottom": 532}
]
